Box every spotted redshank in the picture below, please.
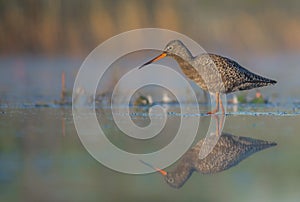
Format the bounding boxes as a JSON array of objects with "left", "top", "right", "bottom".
[
  {"left": 141, "top": 133, "right": 276, "bottom": 188},
  {"left": 139, "top": 40, "right": 277, "bottom": 114}
]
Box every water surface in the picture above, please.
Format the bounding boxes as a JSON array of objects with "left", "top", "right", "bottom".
[
  {"left": 0, "top": 106, "right": 299, "bottom": 201},
  {"left": 1, "top": 56, "right": 299, "bottom": 201}
]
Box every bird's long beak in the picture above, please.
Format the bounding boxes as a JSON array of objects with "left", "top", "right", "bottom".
[
  {"left": 138, "top": 52, "right": 167, "bottom": 69},
  {"left": 139, "top": 160, "right": 167, "bottom": 176}
]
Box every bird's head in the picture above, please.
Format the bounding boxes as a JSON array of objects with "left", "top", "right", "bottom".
[
  {"left": 163, "top": 172, "right": 185, "bottom": 189},
  {"left": 139, "top": 160, "right": 184, "bottom": 189},
  {"left": 163, "top": 40, "right": 187, "bottom": 56},
  {"left": 138, "top": 40, "right": 188, "bottom": 69}
]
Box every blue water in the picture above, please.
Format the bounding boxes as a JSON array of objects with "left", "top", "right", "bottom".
[
  {"left": 1, "top": 55, "right": 300, "bottom": 201},
  {"left": 0, "top": 106, "right": 299, "bottom": 201}
]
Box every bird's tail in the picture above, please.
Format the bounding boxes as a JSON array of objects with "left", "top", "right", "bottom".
[
  {"left": 237, "top": 135, "right": 277, "bottom": 153},
  {"left": 237, "top": 73, "right": 277, "bottom": 91},
  {"left": 250, "top": 77, "right": 277, "bottom": 86},
  {"left": 247, "top": 73, "right": 277, "bottom": 88}
]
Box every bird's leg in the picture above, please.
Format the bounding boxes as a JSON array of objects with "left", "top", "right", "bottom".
[
  {"left": 212, "top": 114, "right": 224, "bottom": 136},
  {"left": 218, "top": 114, "right": 225, "bottom": 136},
  {"left": 219, "top": 94, "right": 225, "bottom": 114},
  {"left": 211, "top": 114, "right": 220, "bottom": 136},
  {"left": 207, "top": 92, "right": 220, "bottom": 114}
]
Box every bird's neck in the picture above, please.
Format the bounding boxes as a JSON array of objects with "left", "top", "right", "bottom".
[
  {"left": 169, "top": 159, "right": 194, "bottom": 187},
  {"left": 173, "top": 48, "right": 193, "bottom": 61}
]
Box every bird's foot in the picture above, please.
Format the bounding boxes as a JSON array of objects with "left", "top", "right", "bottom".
[
  {"left": 207, "top": 110, "right": 227, "bottom": 115},
  {"left": 207, "top": 109, "right": 218, "bottom": 115}
]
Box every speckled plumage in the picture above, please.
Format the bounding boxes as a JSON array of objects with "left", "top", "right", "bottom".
[
  {"left": 139, "top": 40, "right": 277, "bottom": 113},
  {"left": 165, "top": 40, "right": 277, "bottom": 93},
  {"left": 163, "top": 133, "right": 276, "bottom": 188}
]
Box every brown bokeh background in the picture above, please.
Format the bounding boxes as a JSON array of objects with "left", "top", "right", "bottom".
[{"left": 1, "top": 0, "right": 300, "bottom": 56}]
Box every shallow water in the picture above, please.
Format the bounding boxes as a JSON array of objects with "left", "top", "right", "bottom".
[
  {"left": 0, "top": 105, "right": 299, "bottom": 202},
  {"left": 1, "top": 55, "right": 300, "bottom": 201}
]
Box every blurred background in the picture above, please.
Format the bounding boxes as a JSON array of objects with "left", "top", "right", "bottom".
[
  {"left": 1, "top": 1, "right": 300, "bottom": 202},
  {"left": 1, "top": 0, "right": 300, "bottom": 56},
  {"left": 1, "top": 0, "right": 300, "bottom": 103}
]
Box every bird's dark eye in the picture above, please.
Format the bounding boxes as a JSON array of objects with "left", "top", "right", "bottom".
[
  {"left": 167, "top": 177, "right": 174, "bottom": 184},
  {"left": 167, "top": 46, "right": 172, "bottom": 51}
]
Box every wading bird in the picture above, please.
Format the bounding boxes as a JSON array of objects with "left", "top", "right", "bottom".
[{"left": 139, "top": 40, "right": 277, "bottom": 114}]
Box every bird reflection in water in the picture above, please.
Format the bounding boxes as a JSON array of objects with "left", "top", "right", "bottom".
[{"left": 141, "top": 131, "right": 277, "bottom": 188}]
